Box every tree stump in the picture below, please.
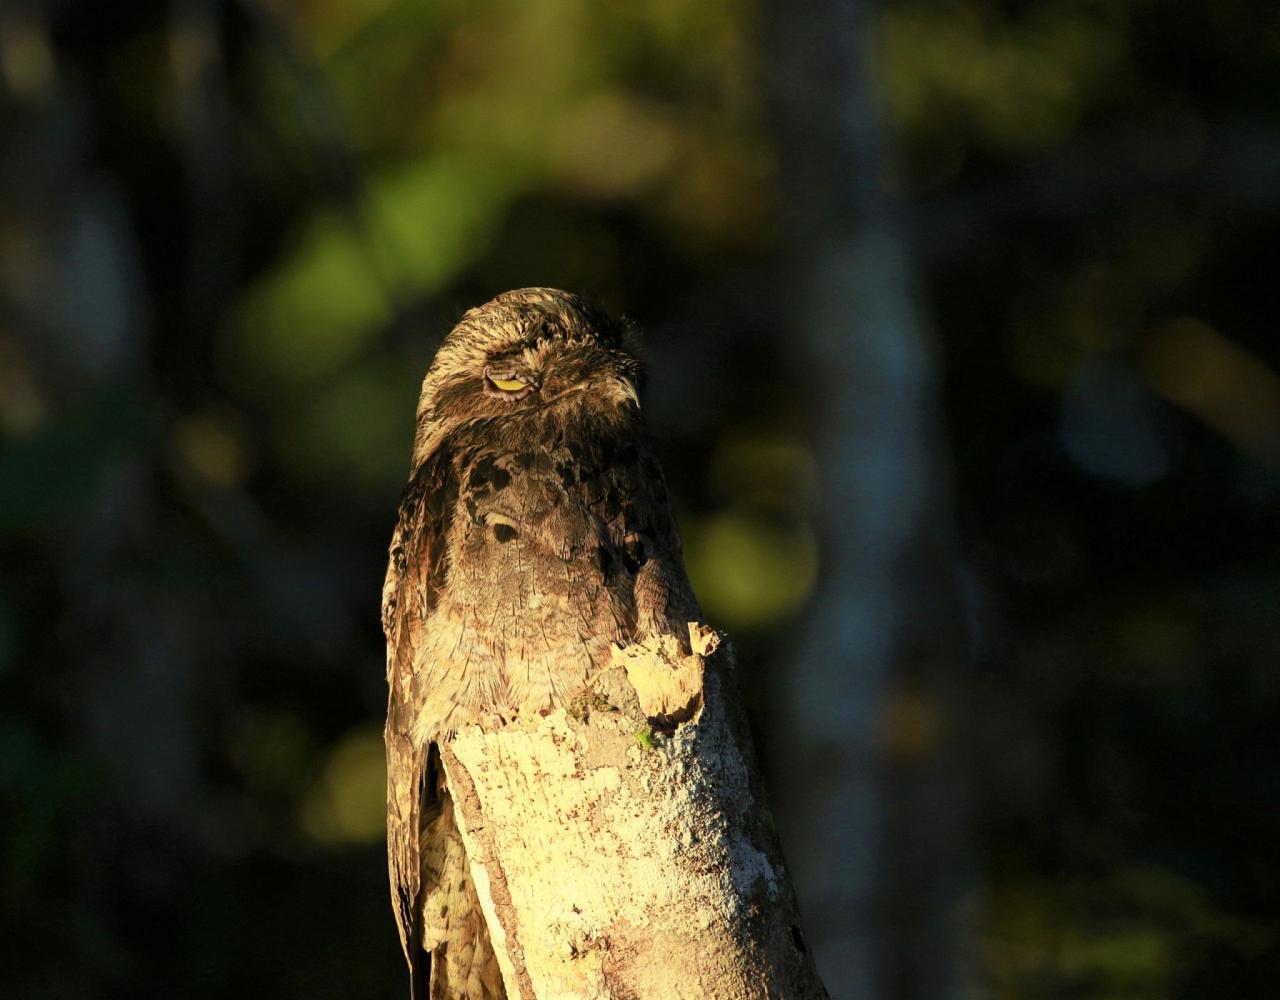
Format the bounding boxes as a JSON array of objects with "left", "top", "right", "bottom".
[{"left": 439, "top": 623, "right": 829, "bottom": 999}]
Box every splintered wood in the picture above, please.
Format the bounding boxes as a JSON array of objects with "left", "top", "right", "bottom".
[{"left": 439, "top": 624, "right": 828, "bottom": 1000}]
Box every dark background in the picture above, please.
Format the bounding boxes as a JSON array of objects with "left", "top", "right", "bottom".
[{"left": 3, "top": 1, "right": 1279, "bottom": 997}]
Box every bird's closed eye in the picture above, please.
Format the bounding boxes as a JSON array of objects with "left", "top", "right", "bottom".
[{"left": 483, "top": 366, "right": 537, "bottom": 399}]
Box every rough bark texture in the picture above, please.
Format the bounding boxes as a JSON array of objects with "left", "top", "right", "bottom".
[{"left": 437, "top": 623, "right": 828, "bottom": 1000}]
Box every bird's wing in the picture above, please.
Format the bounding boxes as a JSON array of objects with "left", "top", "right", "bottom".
[{"left": 382, "top": 442, "right": 458, "bottom": 978}]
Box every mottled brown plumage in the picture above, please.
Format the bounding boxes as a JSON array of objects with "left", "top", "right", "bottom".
[{"left": 382, "top": 288, "right": 700, "bottom": 998}]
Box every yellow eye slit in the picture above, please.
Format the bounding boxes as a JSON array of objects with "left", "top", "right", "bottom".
[{"left": 490, "top": 377, "right": 528, "bottom": 392}]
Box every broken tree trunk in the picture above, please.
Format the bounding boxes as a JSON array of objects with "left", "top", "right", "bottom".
[{"left": 437, "top": 623, "right": 829, "bottom": 999}]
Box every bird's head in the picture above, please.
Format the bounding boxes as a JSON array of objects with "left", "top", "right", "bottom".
[{"left": 411, "top": 288, "right": 645, "bottom": 464}]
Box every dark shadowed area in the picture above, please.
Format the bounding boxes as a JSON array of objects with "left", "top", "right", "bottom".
[{"left": 2, "top": 1, "right": 1278, "bottom": 998}]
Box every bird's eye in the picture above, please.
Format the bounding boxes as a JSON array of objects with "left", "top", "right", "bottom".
[{"left": 483, "top": 367, "right": 536, "bottom": 399}]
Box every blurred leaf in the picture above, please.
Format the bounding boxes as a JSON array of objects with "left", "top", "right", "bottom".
[
  {"left": 1142, "top": 317, "right": 1280, "bottom": 469},
  {"left": 709, "top": 431, "right": 816, "bottom": 510},
  {"left": 365, "top": 152, "right": 522, "bottom": 292},
  {"left": 228, "top": 212, "right": 389, "bottom": 387},
  {"left": 982, "top": 867, "right": 1274, "bottom": 998},
  {"left": 278, "top": 353, "right": 418, "bottom": 490},
  {"left": 228, "top": 153, "right": 520, "bottom": 390},
  {"left": 684, "top": 509, "right": 817, "bottom": 629},
  {"left": 228, "top": 708, "right": 317, "bottom": 798},
  {"left": 0, "top": 338, "right": 47, "bottom": 435},
  {"left": 1110, "top": 601, "right": 1200, "bottom": 685},
  {"left": 879, "top": 0, "right": 1129, "bottom": 151},
  {"left": 881, "top": 684, "right": 943, "bottom": 761},
  {"left": 1056, "top": 926, "right": 1170, "bottom": 985},
  {"left": 548, "top": 94, "right": 678, "bottom": 199},
  {"left": 276, "top": 0, "right": 402, "bottom": 58},
  {"left": 300, "top": 724, "right": 386, "bottom": 845},
  {"left": 169, "top": 410, "right": 254, "bottom": 488}
]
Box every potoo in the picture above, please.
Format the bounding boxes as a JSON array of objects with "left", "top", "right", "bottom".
[{"left": 382, "top": 288, "right": 700, "bottom": 998}]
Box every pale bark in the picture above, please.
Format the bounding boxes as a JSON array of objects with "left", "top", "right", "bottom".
[{"left": 438, "top": 624, "right": 828, "bottom": 1000}]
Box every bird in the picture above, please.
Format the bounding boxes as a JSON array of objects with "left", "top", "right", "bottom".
[{"left": 381, "top": 288, "right": 701, "bottom": 999}]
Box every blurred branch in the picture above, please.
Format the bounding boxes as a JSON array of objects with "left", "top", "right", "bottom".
[
  {"left": 169, "top": 0, "right": 243, "bottom": 359},
  {"left": 769, "top": 1, "right": 971, "bottom": 997}
]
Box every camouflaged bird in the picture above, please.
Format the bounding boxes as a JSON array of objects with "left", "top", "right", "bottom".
[{"left": 382, "top": 288, "right": 700, "bottom": 999}]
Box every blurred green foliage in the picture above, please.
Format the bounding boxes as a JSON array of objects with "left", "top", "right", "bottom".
[
  {"left": 2, "top": 0, "right": 1280, "bottom": 996},
  {"left": 879, "top": 0, "right": 1129, "bottom": 152},
  {"left": 984, "top": 867, "right": 1274, "bottom": 998}
]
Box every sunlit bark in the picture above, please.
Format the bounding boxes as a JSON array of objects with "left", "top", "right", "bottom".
[{"left": 440, "top": 626, "right": 828, "bottom": 999}]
